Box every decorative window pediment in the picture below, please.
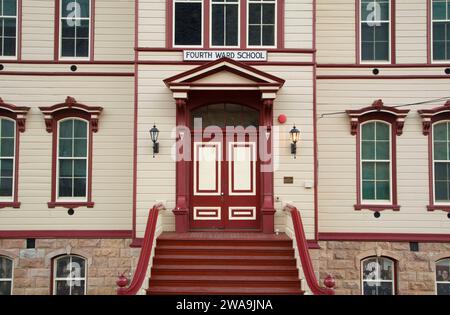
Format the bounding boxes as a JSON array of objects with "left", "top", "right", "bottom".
[
  {"left": 0, "top": 98, "right": 30, "bottom": 132},
  {"left": 39, "top": 97, "right": 103, "bottom": 133},
  {"left": 418, "top": 100, "right": 450, "bottom": 135},
  {"left": 346, "top": 100, "right": 410, "bottom": 136}
]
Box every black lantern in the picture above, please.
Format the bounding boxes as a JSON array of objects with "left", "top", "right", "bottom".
[
  {"left": 149, "top": 124, "right": 159, "bottom": 157},
  {"left": 289, "top": 125, "right": 301, "bottom": 159}
]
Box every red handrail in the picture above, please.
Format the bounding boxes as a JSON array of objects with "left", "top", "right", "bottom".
[
  {"left": 284, "top": 204, "right": 335, "bottom": 295},
  {"left": 117, "top": 203, "right": 164, "bottom": 295}
]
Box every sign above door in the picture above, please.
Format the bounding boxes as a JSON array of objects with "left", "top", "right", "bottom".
[{"left": 183, "top": 50, "right": 267, "bottom": 62}]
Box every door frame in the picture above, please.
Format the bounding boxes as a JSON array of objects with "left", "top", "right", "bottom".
[{"left": 172, "top": 91, "right": 276, "bottom": 234}]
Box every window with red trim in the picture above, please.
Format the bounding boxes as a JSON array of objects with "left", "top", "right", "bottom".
[
  {"left": 39, "top": 97, "right": 102, "bottom": 209},
  {"left": 419, "top": 101, "right": 450, "bottom": 213},
  {"left": 0, "top": 98, "right": 29, "bottom": 209},
  {"left": 346, "top": 100, "right": 409, "bottom": 212}
]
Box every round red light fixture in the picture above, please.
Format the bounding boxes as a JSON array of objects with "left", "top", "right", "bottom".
[{"left": 278, "top": 114, "right": 287, "bottom": 124}]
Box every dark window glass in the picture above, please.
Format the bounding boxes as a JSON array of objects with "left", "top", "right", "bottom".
[
  {"left": 54, "top": 255, "right": 86, "bottom": 295},
  {"left": 212, "top": 0, "right": 238, "bottom": 46},
  {"left": 60, "top": 0, "right": 90, "bottom": 57},
  {"left": 0, "top": 119, "right": 14, "bottom": 199},
  {"left": 360, "top": 0, "right": 390, "bottom": 61},
  {"left": 436, "top": 258, "right": 450, "bottom": 295},
  {"left": 362, "top": 257, "right": 395, "bottom": 295},
  {"left": 248, "top": 0, "right": 275, "bottom": 46},
  {"left": 174, "top": 1, "right": 202, "bottom": 46},
  {"left": 0, "top": 256, "right": 13, "bottom": 295},
  {"left": 0, "top": 0, "right": 17, "bottom": 57},
  {"left": 191, "top": 103, "right": 259, "bottom": 129},
  {"left": 432, "top": 1, "right": 450, "bottom": 60},
  {"left": 434, "top": 122, "right": 450, "bottom": 202}
]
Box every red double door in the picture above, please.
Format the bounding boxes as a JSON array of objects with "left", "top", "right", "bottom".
[{"left": 190, "top": 132, "right": 260, "bottom": 230}]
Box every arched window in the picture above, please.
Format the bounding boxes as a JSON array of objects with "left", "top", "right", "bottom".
[
  {"left": 433, "top": 122, "right": 450, "bottom": 203},
  {"left": 53, "top": 255, "right": 87, "bottom": 295},
  {"left": 0, "top": 255, "right": 13, "bottom": 295},
  {"left": 0, "top": 118, "right": 15, "bottom": 201},
  {"left": 436, "top": 258, "right": 450, "bottom": 295},
  {"left": 361, "top": 256, "right": 396, "bottom": 295}
]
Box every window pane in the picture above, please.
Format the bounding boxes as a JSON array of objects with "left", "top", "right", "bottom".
[
  {"left": 0, "top": 139, "right": 14, "bottom": 157},
  {"left": 375, "top": 41, "right": 389, "bottom": 60},
  {"left": 435, "top": 142, "right": 448, "bottom": 160},
  {"left": 248, "top": 25, "right": 261, "bottom": 46},
  {"left": 0, "top": 281, "right": 12, "bottom": 295},
  {"left": 74, "top": 139, "right": 87, "bottom": 157},
  {"left": 362, "top": 42, "right": 375, "bottom": 61},
  {"left": 380, "top": 258, "right": 394, "bottom": 280},
  {"left": 3, "top": 0, "right": 17, "bottom": 16},
  {"left": 76, "top": 19, "right": 89, "bottom": 38},
  {"left": 61, "top": 39, "right": 75, "bottom": 57},
  {"left": 376, "top": 122, "right": 390, "bottom": 140},
  {"left": 435, "top": 180, "right": 448, "bottom": 201},
  {"left": 71, "top": 256, "right": 86, "bottom": 277},
  {"left": 362, "top": 257, "right": 378, "bottom": 280},
  {"left": 59, "top": 139, "right": 73, "bottom": 157},
  {"left": 434, "top": 123, "right": 447, "bottom": 141},
  {"left": 74, "top": 160, "right": 86, "bottom": 177},
  {"left": 73, "top": 178, "right": 86, "bottom": 197},
  {"left": 0, "top": 257, "right": 13, "bottom": 278},
  {"left": 1, "top": 159, "right": 13, "bottom": 177},
  {"left": 59, "top": 159, "right": 73, "bottom": 177},
  {"left": 211, "top": 4, "right": 225, "bottom": 46},
  {"left": 262, "top": 4, "right": 275, "bottom": 24},
  {"left": 77, "top": 0, "right": 90, "bottom": 18},
  {"left": 225, "top": 5, "right": 239, "bottom": 46},
  {"left": 378, "top": 2, "right": 390, "bottom": 21},
  {"left": 435, "top": 162, "right": 448, "bottom": 181},
  {"left": 437, "top": 283, "right": 450, "bottom": 295},
  {"left": 56, "top": 256, "right": 71, "bottom": 277},
  {"left": 436, "top": 259, "right": 450, "bottom": 280},
  {"left": 376, "top": 181, "right": 390, "bottom": 200},
  {"left": 59, "top": 178, "right": 73, "bottom": 197},
  {"left": 2, "top": 38, "right": 15, "bottom": 56},
  {"left": 262, "top": 25, "right": 275, "bottom": 46},
  {"left": 61, "top": 23, "right": 75, "bottom": 38},
  {"left": 374, "top": 23, "right": 389, "bottom": 41},
  {"left": 1, "top": 120, "right": 14, "bottom": 138},
  {"left": 60, "top": 120, "right": 73, "bottom": 138},
  {"left": 363, "top": 281, "right": 379, "bottom": 295},
  {"left": 362, "top": 162, "right": 375, "bottom": 180},
  {"left": 434, "top": 23, "right": 446, "bottom": 41},
  {"left": 249, "top": 4, "right": 261, "bottom": 24},
  {"left": 433, "top": 1, "right": 447, "bottom": 20},
  {"left": 55, "top": 280, "right": 71, "bottom": 295},
  {"left": 376, "top": 162, "right": 389, "bottom": 180},
  {"left": 362, "top": 141, "right": 375, "bottom": 160},
  {"left": 377, "top": 281, "right": 394, "bottom": 295},
  {"left": 76, "top": 38, "right": 89, "bottom": 57},
  {"left": 362, "top": 181, "right": 375, "bottom": 200},
  {"left": 0, "top": 178, "right": 12, "bottom": 197},
  {"left": 362, "top": 123, "right": 375, "bottom": 140},
  {"left": 70, "top": 280, "right": 85, "bottom": 295},
  {"left": 61, "top": 0, "right": 73, "bottom": 18},
  {"left": 434, "top": 40, "right": 446, "bottom": 60},
  {"left": 376, "top": 141, "right": 389, "bottom": 159},
  {"left": 4, "top": 18, "right": 16, "bottom": 37},
  {"left": 174, "top": 3, "right": 202, "bottom": 46}
]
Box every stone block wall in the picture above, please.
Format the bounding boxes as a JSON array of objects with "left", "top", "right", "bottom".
[
  {"left": 312, "top": 241, "right": 450, "bottom": 295},
  {"left": 0, "top": 238, "right": 139, "bottom": 295}
]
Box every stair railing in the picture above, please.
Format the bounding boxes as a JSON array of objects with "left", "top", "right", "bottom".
[
  {"left": 284, "top": 203, "right": 335, "bottom": 295},
  {"left": 117, "top": 203, "right": 165, "bottom": 295}
]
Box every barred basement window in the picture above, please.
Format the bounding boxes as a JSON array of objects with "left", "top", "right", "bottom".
[
  {"left": 247, "top": 0, "right": 276, "bottom": 47},
  {"left": 0, "top": 0, "right": 18, "bottom": 58},
  {"left": 361, "top": 256, "right": 396, "bottom": 295},
  {"left": 361, "top": 121, "right": 391, "bottom": 203},
  {"left": 53, "top": 255, "right": 86, "bottom": 295},
  {"left": 57, "top": 119, "right": 88, "bottom": 200},
  {"left": 211, "top": 0, "right": 239, "bottom": 47},
  {"left": 174, "top": 0, "right": 203, "bottom": 46},
  {"left": 59, "top": 0, "right": 91, "bottom": 58},
  {"left": 0, "top": 255, "right": 13, "bottom": 295},
  {"left": 432, "top": 0, "right": 450, "bottom": 61},
  {"left": 433, "top": 121, "right": 450, "bottom": 203},
  {"left": 0, "top": 118, "right": 15, "bottom": 200},
  {"left": 436, "top": 258, "right": 450, "bottom": 295},
  {"left": 360, "top": 0, "right": 391, "bottom": 62}
]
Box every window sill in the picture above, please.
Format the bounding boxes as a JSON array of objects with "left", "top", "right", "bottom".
[
  {"left": 427, "top": 205, "right": 450, "bottom": 213},
  {"left": 0, "top": 202, "right": 21, "bottom": 209},
  {"left": 354, "top": 204, "right": 400, "bottom": 212},
  {"left": 48, "top": 202, "right": 94, "bottom": 209}
]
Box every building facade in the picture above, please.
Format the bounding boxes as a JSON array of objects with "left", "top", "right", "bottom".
[{"left": 0, "top": 0, "right": 449, "bottom": 295}]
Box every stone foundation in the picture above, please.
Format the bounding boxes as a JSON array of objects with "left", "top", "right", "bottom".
[
  {"left": 0, "top": 238, "right": 139, "bottom": 295},
  {"left": 312, "top": 241, "right": 450, "bottom": 295}
]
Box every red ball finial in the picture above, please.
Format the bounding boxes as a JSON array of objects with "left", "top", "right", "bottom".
[
  {"left": 116, "top": 273, "right": 129, "bottom": 288},
  {"left": 324, "top": 275, "right": 336, "bottom": 289},
  {"left": 278, "top": 114, "right": 287, "bottom": 124}
]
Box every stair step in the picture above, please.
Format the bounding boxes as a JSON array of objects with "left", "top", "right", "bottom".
[
  {"left": 157, "top": 239, "right": 293, "bottom": 248},
  {"left": 155, "top": 245, "right": 294, "bottom": 256},
  {"left": 153, "top": 255, "right": 297, "bottom": 266},
  {"left": 151, "top": 265, "right": 299, "bottom": 277},
  {"left": 147, "top": 286, "right": 304, "bottom": 295}
]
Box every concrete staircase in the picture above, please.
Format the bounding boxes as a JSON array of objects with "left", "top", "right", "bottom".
[{"left": 146, "top": 232, "right": 305, "bottom": 295}]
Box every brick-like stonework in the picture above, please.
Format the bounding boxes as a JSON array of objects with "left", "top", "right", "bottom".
[
  {"left": 0, "top": 238, "right": 138, "bottom": 295},
  {"left": 312, "top": 241, "right": 450, "bottom": 295}
]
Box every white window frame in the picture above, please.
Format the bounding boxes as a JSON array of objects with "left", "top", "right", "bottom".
[
  {"left": 173, "top": 0, "right": 204, "bottom": 48},
  {"left": 56, "top": 118, "right": 89, "bottom": 202},
  {"left": 0, "top": 118, "right": 16, "bottom": 202},
  {"left": 0, "top": 0, "right": 18, "bottom": 60},
  {"left": 432, "top": 120, "right": 450, "bottom": 205},
  {"left": 210, "top": 0, "right": 240, "bottom": 48},
  {"left": 59, "top": 0, "right": 91, "bottom": 60},
  {"left": 247, "top": 0, "right": 277, "bottom": 48},
  {"left": 360, "top": 120, "right": 393, "bottom": 204},
  {"left": 359, "top": 0, "right": 391, "bottom": 64},
  {"left": 431, "top": 0, "right": 450, "bottom": 63},
  {"left": 435, "top": 258, "right": 450, "bottom": 295},
  {"left": 53, "top": 255, "right": 87, "bottom": 295},
  {"left": 361, "top": 256, "right": 395, "bottom": 296},
  {"left": 0, "top": 255, "right": 13, "bottom": 295}
]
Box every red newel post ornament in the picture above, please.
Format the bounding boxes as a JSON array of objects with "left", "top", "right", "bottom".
[
  {"left": 324, "top": 274, "right": 336, "bottom": 290},
  {"left": 116, "top": 273, "right": 129, "bottom": 288}
]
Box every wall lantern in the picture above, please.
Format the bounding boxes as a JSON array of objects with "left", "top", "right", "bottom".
[
  {"left": 149, "top": 124, "right": 160, "bottom": 158},
  {"left": 289, "top": 125, "right": 301, "bottom": 159}
]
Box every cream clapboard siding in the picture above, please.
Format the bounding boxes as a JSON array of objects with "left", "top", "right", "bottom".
[
  {"left": 138, "top": 0, "right": 313, "bottom": 49},
  {"left": 317, "top": 79, "right": 450, "bottom": 234},
  {"left": 136, "top": 64, "right": 316, "bottom": 239},
  {"left": 21, "top": 0, "right": 134, "bottom": 61},
  {"left": 316, "top": 0, "right": 429, "bottom": 64},
  {"left": 0, "top": 75, "right": 134, "bottom": 230}
]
